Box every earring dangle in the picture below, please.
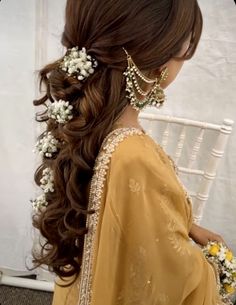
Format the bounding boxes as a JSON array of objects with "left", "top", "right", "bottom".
[{"left": 123, "top": 48, "right": 168, "bottom": 111}]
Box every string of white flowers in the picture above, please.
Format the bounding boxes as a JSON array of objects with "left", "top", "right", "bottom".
[
  {"left": 30, "top": 168, "right": 55, "bottom": 213},
  {"left": 40, "top": 167, "right": 54, "bottom": 193},
  {"left": 32, "top": 45, "right": 98, "bottom": 212},
  {"left": 34, "top": 132, "right": 59, "bottom": 158},
  {"left": 60, "top": 47, "right": 98, "bottom": 81},
  {"left": 48, "top": 99, "right": 73, "bottom": 124},
  {"left": 30, "top": 194, "right": 48, "bottom": 213}
]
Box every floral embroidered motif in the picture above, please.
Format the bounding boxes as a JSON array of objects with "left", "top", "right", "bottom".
[
  {"left": 167, "top": 218, "right": 191, "bottom": 256},
  {"left": 117, "top": 246, "right": 151, "bottom": 305},
  {"left": 138, "top": 245, "right": 147, "bottom": 257},
  {"left": 78, "top": 128, "right": 143, "bottom": 305},
  {"left": 153, "top": 142, "right": 196, "bottom": 227},
  {"left": 159, "top": 198, "right": 191, "bottom": 257},
  {"left": 129, "top": 178, "right": 141, "bottom": 193},
  {"left": 156, "top": 292, "right": 170, "bottom": 304}
]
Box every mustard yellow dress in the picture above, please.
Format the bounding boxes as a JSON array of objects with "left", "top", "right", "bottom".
[{"left": 52, "top": 127, "right": 226, "bottom": 305}]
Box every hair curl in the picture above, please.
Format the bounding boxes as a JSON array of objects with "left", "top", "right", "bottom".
[{"left": 31, "top": 0, "right": 203, "bottom": 280}]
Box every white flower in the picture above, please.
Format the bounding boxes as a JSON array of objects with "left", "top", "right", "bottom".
[
  {"left": 222, "top": 277, "right": 231, "bottom": 284},
  {"left": 84, "top": 61, "right": 92, "bottom": 69},
  {"left": 35, "top": 131, "right": 59, "bottom": 158},
  {"left": 222, "top": 269, "right": 232, "bottom": 277},
  {"left": 71, "top": 50, "right": 79, "bottom": 58},
  {"left": 218, "top": 247, "right": 227, "bottom": 262},
  {"left": 74, "top": 58, "right": 82, "bottom": 64},
  {"left": 60, "top": 46, "right": 98, "bottom": 81},
  {"left": 48, "top": 99, "right": 73, "bottom": 124},
  {"left": 80, "top": 69, "right": 88, "bottom": 76},
  {"left": 40, "top": 167, "right": 54, "bottom": 193},
  {"left": 30, "top": 194, "right": 48, "bottom": 213}
]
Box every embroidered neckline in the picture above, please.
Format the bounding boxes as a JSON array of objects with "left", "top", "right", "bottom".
[{"left": 78, "top": 127, "right": 144, "bottom": 305}]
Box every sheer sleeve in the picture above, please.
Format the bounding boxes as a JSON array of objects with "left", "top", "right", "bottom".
[{"left": 90, "top": 134, "right": 223, "bottom": 305}]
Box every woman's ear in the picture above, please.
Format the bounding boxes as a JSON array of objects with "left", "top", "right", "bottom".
[{"left": 158, "top": 58, "right": 185, "bottom": 89}]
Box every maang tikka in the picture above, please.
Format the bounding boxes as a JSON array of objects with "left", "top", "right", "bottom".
[{"left": 123, "top": 48, "right": 169, "bottom": 111}]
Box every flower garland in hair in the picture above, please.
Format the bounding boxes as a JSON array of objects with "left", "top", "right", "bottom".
[
  {"left": 30, "top": 194, "right": 48, "bottom": 213},
  {"left": 60, "top": 47, "right": 98, "bottom": 81},
  {"left": 48, "top": 99, "right": 73, "bottom": 124},
  {"left": 35, "top": 132, "right": 59, "bottom": 158},
  {"left": 40, "top": 167, "right": 54, "bottom": 193},
  {"left": 31, "top": 46, "right": 98, "bottom": 213},
  {"left": 202, "top": 241, "right": 236, "bottom": 301}
]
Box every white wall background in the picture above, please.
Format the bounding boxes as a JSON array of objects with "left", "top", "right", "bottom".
[{"left": 0, "top": 0, "right": 235, "bottom": 274}]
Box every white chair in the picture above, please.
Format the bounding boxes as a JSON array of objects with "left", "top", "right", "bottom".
[{"left": 139, "top": 113, "right": 234, "bottom": 224}]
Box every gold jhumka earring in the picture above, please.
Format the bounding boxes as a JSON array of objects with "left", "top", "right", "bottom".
[{"left": 123, "top": 48, "right": 169, "bottom": 111}]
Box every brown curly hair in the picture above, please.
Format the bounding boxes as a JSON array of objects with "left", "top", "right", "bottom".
[{"left": 32, "top": 0, "right": 203, "bottom": 280}]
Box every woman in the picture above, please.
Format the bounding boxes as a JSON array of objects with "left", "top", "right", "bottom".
[{"left": 32, "top": 0, "right": 231, "bottom": 304}]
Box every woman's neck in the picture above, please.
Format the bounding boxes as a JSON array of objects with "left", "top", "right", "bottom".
[{"left": 113, "top": 105, "right": 143, "bottom": 130}]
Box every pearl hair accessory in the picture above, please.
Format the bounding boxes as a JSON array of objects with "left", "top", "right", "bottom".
[
  {"left": 40, "top": 167, "right": 55, "bottom": 193},
  {"left": 60, "top": 47, "right": 98, "bottom": 81},
  {"left": 35, "top": 132, "right": 59, "bottom": 158},
  {"left": 123, "top": 48, "right": 169, "bottom": 111},
  {"left": 48, "top": 99, "right": 73, "bottom": 124}
]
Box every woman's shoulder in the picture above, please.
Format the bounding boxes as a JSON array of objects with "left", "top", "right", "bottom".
[
  {"left": 103, "top": 128, "right": 167, "bottom": 167},
  {"left": 112, "top": 132, "right": 155, "bottom": 160},
  {"left": 102, "top": 128, "right": 180, "bottom": 193}
]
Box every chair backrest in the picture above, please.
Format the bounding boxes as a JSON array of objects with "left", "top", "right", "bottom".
[{"left": 139, "top": 113, "right": 234, "bottom": 224}]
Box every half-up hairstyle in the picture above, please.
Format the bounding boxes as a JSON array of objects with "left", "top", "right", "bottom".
[{"left": 32, "top": 0, "right": 203, "bottom": 279}]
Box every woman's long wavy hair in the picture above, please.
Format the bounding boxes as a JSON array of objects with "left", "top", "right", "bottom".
[{"left": 32, "top": 0, "right": 203, "bottom": 279}]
